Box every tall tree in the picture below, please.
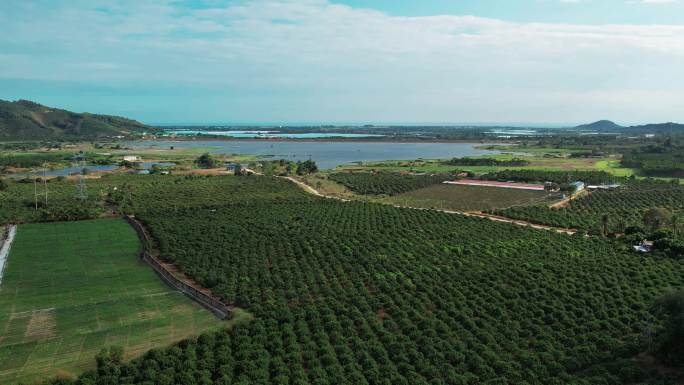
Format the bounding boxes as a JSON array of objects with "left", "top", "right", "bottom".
[
  {"left": 643, "top": 208, "right": 672, "bottom": 234},
  {"left": 601, "top": 214, "right": 610, "bottom": 237}
]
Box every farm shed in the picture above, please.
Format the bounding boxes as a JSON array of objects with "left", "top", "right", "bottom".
[
  {"left": 587, "top": 184, "right": 621, "bottom": 190},
  {"left": 569, "top": 181, "right": 585, "bottom": 192}
]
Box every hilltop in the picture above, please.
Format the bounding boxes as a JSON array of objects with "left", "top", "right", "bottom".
[
  {"left": 575, "top": 120, "right": 623, "bottom": 131},
  {"left": 0, "top": 99, "right": 157, "bottom": 140},
  {"left": 575, "top": 120, "right": 684, "bottom": 132}
]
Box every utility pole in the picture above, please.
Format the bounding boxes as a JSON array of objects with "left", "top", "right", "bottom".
[
  {"left": 74, "top": 154, "right": 88, "bottom": 200},
  {"left": 33, "top": 164, "right": 49, "bottom": 210}
]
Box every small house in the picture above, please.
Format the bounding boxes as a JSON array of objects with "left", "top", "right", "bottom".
[
  {"left": 633, "top": 240, "right": 654, "bottom": 253},
  {"left": 123, "top": 155, "right": 140, "bottom": 162}
]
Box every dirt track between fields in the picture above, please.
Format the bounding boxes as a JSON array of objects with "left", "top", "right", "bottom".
[
  {"left": 0, "top": 225, "right": 17, "bottom": 286},
  {"left": 285, "top": 177, "right": 578, "bottom": 235}
]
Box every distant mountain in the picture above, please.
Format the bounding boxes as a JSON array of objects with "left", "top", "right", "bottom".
[
  {"left": 0, "top": 99, "right": 157, "bottom": 140},
  {"left": 575, "top": 120, "right": 684, "bottom": 133},
  {"left": 628, "top": 122, "right": 684, "bottom": 132},
  {"left": 575, "top": 120, "right": 623, "bottom": 131}
]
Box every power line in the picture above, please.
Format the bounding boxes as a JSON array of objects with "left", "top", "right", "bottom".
[{"left": 74, "top": 154, "right": 88, "bottom": 200}]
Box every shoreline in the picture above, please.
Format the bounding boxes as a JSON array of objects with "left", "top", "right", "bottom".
[{"left": 139, "top": 137, "right": 502, "bottom": 145}]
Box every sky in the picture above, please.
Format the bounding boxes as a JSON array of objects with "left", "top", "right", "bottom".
[{"left": 1, "top": 0, "right": 683, "bottom": 125}]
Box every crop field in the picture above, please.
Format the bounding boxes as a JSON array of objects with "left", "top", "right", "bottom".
[
  {"left": 38, "top": 175, "right": 683, "bottom": 385},
  {"left": 328, "top": 172, "right": 447, "bottom": 195},
  {"left": 1, "top": 175, "right": 683, "bottom": 384},
  {"left": 0, "top": 219, "right": 228, "bottom": 384},
  {"left": 385, "top": 183, "right": 556, "bottom": 212},
  {"left": 497, "top": 181, "right": 684, "bottom": 233},
  {"left": 334, "top": 152, "right": 627, "bottom": 175}
]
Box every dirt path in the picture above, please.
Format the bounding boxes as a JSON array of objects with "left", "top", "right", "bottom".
[
  {"left": 549, "top": 190, "right": 588, "bottom": 209},
  {"left": 285, "top": 177, "right": 578, "bottom": 235},
  {"left": 0, "top": 225, "right": 17, "bottom": 286},
  {"left": 284, "top": 177, "right": 324, "bottom": 197}
]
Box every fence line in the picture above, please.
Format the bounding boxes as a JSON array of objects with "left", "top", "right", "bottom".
[{"left": 124, "top": 215, "right": 232, "bottom": 320}]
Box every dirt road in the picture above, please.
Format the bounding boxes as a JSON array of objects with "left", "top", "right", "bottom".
[
  {"left": 0, "top": 225, "right": 17, "bottom": 285},
  {"left": 284, "top": 177, "right": 578, "bottom": 235}
]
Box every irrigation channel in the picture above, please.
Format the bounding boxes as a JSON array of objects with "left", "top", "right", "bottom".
[
  {"left": 125, "top": 215, "right": 233, "bottom": 320},
  {"left": 0, "top": 225, "right": 17, "bottom": 286}
]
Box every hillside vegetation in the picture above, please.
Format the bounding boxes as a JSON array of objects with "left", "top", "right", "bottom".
[{"left": 0, "top": 99, "right": 155, "bottom": 140}]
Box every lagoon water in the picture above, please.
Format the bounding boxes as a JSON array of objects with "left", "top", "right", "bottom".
[
  {"left": 169, "top": 130, "right": 384, "bottom": 139},
  {"left": 128, "top": 140, "right": 499, "bottom": 169},
  {"left": 10, "top": 162, "right": 176, "bottom": 179}
]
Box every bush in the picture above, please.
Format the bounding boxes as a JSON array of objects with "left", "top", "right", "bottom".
[{"left": 652, "top": 290, "right": 684, "bottom": 367}]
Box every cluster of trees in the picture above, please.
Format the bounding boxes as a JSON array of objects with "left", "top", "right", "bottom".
[
  {"left": 296, "top": 159, "right": 318, "bottom": 175},
  {"left": 621, "top": 144, "right": 684, "bottom": 178},
  {"left": 195, "top": 153, "right": 218, "bottom": 169},
  {"left": 329, "top": 172, "right": 446, "bottom": 195},
  {"left": 651, "top": 289, "right": 684, "bottom": 367},
  {"left": 444, "top": 157, "right": 530, "bottom": 167},
  {"left": 0, "top": 152, "right": 70, "bottom": 168},
  {"left": 46, "top": 175, "right": 684, "bottom": 384},
  {"left": 481, "top": 170, "right": 620, "bottom": 185},
  {"left": 0, "top": 176, "right": 105, "bottom": 223},
  {"left": 496, "top": 181, "right": 684, "bottom": 238}
]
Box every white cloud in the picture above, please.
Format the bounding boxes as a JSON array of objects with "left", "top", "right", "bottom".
[
  {"left": 641, "top": 0, "right": 678, "bottom": 3},
  {"left": 0, "top": 0, "right": 682, "bottom": 123}
]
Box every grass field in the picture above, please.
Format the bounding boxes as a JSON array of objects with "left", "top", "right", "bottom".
[
  {"left": 333, "top": 152, "right": 645, "bottom": 178},
  {"left": 385, "top": 184, "right": 558, "bottom": 212},
  {"left": 0, "top": 219, "right": 243, "bottom": 384}
]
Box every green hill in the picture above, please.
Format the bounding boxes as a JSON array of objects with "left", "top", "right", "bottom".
[
  {"left": 0, "top": 99, "right": 157, "bottom": 140},
  {"left": 575, "top": 120, "right": 623, "bottom": 131}
]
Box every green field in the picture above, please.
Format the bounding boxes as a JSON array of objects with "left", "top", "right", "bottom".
[
  {"left": 333, "top": 152, "right": 643, "bottom": 179},
  {"left": 0, "top": 219, "right": 233, "bottom": 384},
  {"left": 385, "top": 183, "right": 557, "bottom": 212}
]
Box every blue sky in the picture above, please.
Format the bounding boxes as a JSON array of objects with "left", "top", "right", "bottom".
[{"left": 1, "top": 0, "right": 683, "bottom": 125}]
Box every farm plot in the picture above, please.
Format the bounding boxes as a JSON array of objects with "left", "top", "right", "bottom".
[
  {"left": 0, "top": 219, "right": 229, "bottom": 384},
  {"left": 386, "top": 183, "right": 557, "bottom": 212},
  {"left": 497, "top": 181, "right": 684, "bottom": 232}
]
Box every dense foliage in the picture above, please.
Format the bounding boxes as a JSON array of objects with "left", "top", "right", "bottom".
[
  {"left": 296, "top": 160, "right": 318, "bottom": 175},
  {"left": 195, "top": 153, "right": 219, "bottom": 168},
  {"left": 652, "top": 289, "right": 684, "bottom": 367},
  {"left": 329, "top": 172, "right": 447, "bottom": 195},
  {"left": 39, "top": 175, "right": 684, "bottom": 385},
  {"left": 481, "top": 170, "right": 621, "bottom": 185},
  {"left": 444, "top": 157, "right": 529, "bottom": 167},
  {"left": 622, "top": 145, "right": 684, "bottom": 178},
  {"left": 445, "top": 158, "right": 530, "bottom": 166},
  {"left": 497, "top": 181, "right": 684, "bottom": 234},
  {"left": 0, "top": 99, "right": 155, "bottom": 140},
  {"left": 0, "top": 177, "right": 104, "bottom": 223},
  {"left": 0, "top": 152, "right": 71, "bottom": 168}
]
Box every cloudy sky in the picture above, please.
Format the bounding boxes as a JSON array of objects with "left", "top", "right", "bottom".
[{"left": 1, "top": 0, "right": 683, "bottom": 125}]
